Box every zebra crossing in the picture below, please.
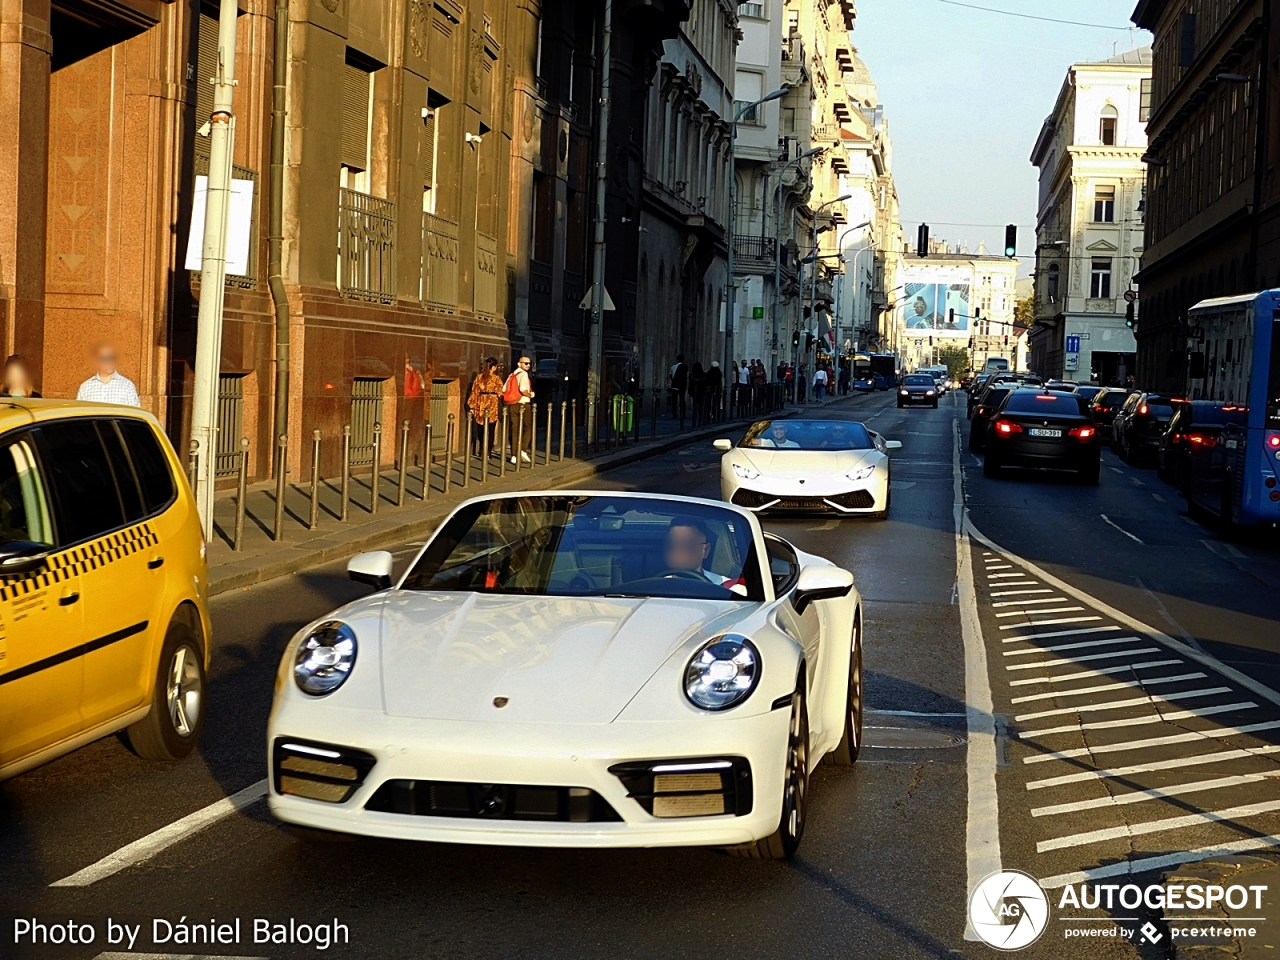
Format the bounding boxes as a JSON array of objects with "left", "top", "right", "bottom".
[{"left": 972, "top": 545, "right": 1280, "bottom": 889}]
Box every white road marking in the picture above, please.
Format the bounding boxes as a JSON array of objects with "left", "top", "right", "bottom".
[
  {"left": 1152, "top": 493, "right": 1166, "bottom": 502},
  {"left": 991, "top": 597, "right": 1069, "bottom": 608},
  {"left": 867, "top": 709, "right": 968, "bottom": 717},
  {"left": 1010, "top": 672, "right": 1208, "bottom": 704},
  {"left": 956, "top": 420, "right": 999, "bottom": 943},
  {"left": 1031, "top": 773, "right": 1280, "bottom": 817},
  {"left": 989, "top": 589, "right": 1054, "bottom": 597},
  {"left": 1100, "top": 513, "right": 1144, "bottom": 543},
  {"left": 1039, "top": 835, "right": 1280, "bottom": 889},
  {"left": 1023, "top": 720, "right": 1280, "bottom": 765},
  {"left": 1004, "top": 647, "right": 1160, "bottom": 670},
  {"left": 995, "top": 606, "right": 1085, "bottom": 618},
  {"left": 50, "top": 779, "right": 268, "bottom": 887},
  {"left": 1008, "top": 660, "right": 1181, "bottom": 687},
  {"left": 1019, "top": 702, "right": 1257, "bottom": 738},
  {"left": 984, "top": 564, "right": 1013, "bottom": 571},
  {"left": 1004, "top": 636, "right": 1145, "bottom": 656},
  {"left": 1000, "top": 626, "right": 1124, "bottom": 644},
  {"left": 999, "top": 616, "right": 1103, "bottom": 630},
  {"left": 1110, "top": 467, "right": 1124, "bottom": 474},
  {"left": 985, "top": 580, "right": 1042, "bottom": 587},
  {"left": 986, "top": 572, "right": 1030, "bottom": 579},
  {"left": 1026, "top": 744, "right": 1280, "bottom": 790},
  {"left": 1014, "top": 687, "right": 1233, "bottom": 722},
  {"left": 1036, "top": 798, "right": 1280, "bottom": 853}
]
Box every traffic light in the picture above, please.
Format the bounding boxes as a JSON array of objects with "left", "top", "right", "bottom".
[
  {"left": 792, "top": 330, "right": 800, "bottom": 348},
  {"left": 805, "top": 332, "right": 815, "bottom": 352},
  {"left": 916, "top": 223, "right": 929, "bottom": 257},
  {"left": 1125, "top": 300, "right": 1136, "bottom": 329},
  {"left": 1004, "top": 224, "right": 1017, "bottom": 258},
  {"left": 974, "top": 306, "right": 981, "bottom": 320}
]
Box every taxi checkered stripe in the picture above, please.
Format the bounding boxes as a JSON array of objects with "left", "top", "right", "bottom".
[{"left": 0, "top": 523, "right": 158, "bottom": 602}]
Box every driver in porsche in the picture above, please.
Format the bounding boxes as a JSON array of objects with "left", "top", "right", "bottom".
[{"left": 663, "top": 517, "right": 730, "bottom": 585}]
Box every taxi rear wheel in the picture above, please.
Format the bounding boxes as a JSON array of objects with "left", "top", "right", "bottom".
[{"left": 127, "top": 621, "right": 205, "bottom": 761}]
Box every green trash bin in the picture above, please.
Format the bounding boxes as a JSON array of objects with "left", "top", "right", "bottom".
[{"left": 611, "top": 394, "right": 634, "bottom": 434}]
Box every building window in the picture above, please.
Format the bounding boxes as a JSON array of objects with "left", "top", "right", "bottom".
[
  {"left": 1093, "top": 184, "right": 1115, "bottom": 223},
  {"left": 737, "top": 1, "right": 764, "bottom": 17},
  {"left": 1139, "top": 78, "right": 1152, "bottom": 122},
  {"left": 1099, "top": 105, "right": 1118, "bottom": 145},
  {"left": 1090, "top": 258, "right": 1112, "bottom": 299},
  {"left": 733, "top": 70, "right": 764, "bottom": 124},
  {"left": 341, "top": 56, "right": 374, "bottom": 193},
  {"left": 1047, "top": 263, "right": 1060, "bottom": 302}
]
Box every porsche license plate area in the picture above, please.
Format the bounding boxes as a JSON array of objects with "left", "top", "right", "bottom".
[{"left": 1028, "top": 428, "right": 1062, "bottom": 438}]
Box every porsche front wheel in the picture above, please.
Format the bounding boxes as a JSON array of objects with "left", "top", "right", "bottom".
[
  {"left": 824, "top": 616, "right": 863, "bottom": 766},
  {"left": 728, "top": 681, "right": 809, "bottom": 860}
]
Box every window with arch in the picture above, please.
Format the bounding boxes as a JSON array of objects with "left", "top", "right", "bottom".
[
  {"left": 1047, "top": 262, "right": 1060, "bottom": 303},
  {"left": 1099, "top": 105, "right": 1118, "bottom": 145}
]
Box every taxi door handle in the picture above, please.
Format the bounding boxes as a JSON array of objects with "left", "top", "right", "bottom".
[
  {"left": 148, "top": 556, "right": 165, "bottom": 570},
  {"left": 59, "top": 592, "right": 80, "bottom": 606}
]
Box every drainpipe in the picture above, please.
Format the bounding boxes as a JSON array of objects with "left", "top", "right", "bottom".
[{"left": 269, "top": 0, "right": 291, "bottom": 453}]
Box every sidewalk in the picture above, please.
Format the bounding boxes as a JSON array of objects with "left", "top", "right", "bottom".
[
  {"left": 207, "top": 390, "right": 871, "bottom": 596},
  {"left": 1160, "top": 854, "right": 1280, "bottom": 958}
]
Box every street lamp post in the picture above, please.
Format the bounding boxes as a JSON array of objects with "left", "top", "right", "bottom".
[
  {"left": 834, "top": 220, "right": 872, "bottom": 361},
  {"left": 726, "top": 84, "right": 790, "bottom": 408},
  {"left": 801, "top": 196, "right": 851, "bottom": 370},
  {"left": 771, "top": 147, "right": 823, "bottom": 378}
]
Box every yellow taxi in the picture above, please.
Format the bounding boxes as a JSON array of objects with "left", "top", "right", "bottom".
[{"left": 0, "top": 400, "right": 210, "bottom": 780}]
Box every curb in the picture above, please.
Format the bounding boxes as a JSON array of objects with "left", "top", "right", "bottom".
[{"left": 207, "top": 395, "right": 866, "bottom": 596}]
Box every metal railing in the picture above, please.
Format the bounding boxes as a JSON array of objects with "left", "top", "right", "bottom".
[
  {"left": 474, "top": 231, "right": 498, "bottom": 316},
  {"left": 733, "top": 235, "right": 778, "bottom": 262},
  {"left": 422, "top": 212, "right": 458, "bottom": 311},
  {"left": 338, "top": 188, "right": 396, "bottom": 304}
]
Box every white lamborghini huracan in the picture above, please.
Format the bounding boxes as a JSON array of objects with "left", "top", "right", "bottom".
[
  {"left": 717, "top": 419, "right": 902, "bottom": 519},
  {"left": 267, "top": 492, "right": 864, "bottom": 859}
]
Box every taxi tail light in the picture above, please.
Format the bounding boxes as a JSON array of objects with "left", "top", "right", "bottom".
[
  {"left": 1068, "top": 425, "right": 1096, "bottom": 440},
  {"left": 993, "top": 419, "right": 1024, "bottom": 436}
]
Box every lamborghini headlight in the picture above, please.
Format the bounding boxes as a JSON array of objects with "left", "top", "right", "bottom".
[
  {"left": 684, "top": 635, "right": 760, "bottom": 711},
  {"left": 294, "top": 621, "right": 357, "bottom": 695},
  {"left": 846, "top": 464, "right": 876, "bottom": 482},
  {"left": 732, "top": 462, "right": 760, "bottom": 480}
]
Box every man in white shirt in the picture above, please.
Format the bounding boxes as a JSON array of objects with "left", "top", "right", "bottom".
[
  {"left": 505, "top": 355, "right": 535, "bottom": 464},
  {"left": 813, "top": 364, "right": 828, "bottom": 400},
  {"left": 662, "top": 517, "right": 729, "bottom": 585},
  {"left": 76, "top": 344, "right": 141, "bottom": 406}
]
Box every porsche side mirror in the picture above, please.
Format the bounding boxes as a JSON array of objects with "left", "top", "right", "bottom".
[
  {"left": 793, "top": 565, "right": 854, "bottom": 615},
  {"left": 713, "top": 439, "right": 733, "bottom": 452},
  {"left": 0, "top": 540, "right": 49, "bottom": 576},
  {"left": 348, "top": 550, "right": 394, "bottom": 590},
  {"left": 885, "top": 440, "right": 903, "bottom": 450}
]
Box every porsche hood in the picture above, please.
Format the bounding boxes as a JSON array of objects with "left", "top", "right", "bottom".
[{"left": 377, "top": 592, "right": 735, "bottom": 723}]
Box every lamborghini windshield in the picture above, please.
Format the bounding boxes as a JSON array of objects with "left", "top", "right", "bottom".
[
  {"left": 401, "top": 495, "right": 763, "bottom": 601},
  {"left": 739, "top": 419, "right": 874, "bottom": 450}
]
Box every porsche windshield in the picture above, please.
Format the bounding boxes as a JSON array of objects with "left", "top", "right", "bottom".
[
  {"left": 739, "top": 419, "right": 874, "bottom": 451},
  {"left": 401, "top": 496, "right": 763, "bottom": 601}
]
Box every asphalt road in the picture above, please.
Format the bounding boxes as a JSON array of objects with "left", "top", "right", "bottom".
[{"left": 3, "top": 388, "right": 1278, "bottom": 960}]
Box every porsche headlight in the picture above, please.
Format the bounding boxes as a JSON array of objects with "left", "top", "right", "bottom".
[
  {"left": 732, "top": 462, "right": 760, "bottom": 480},
  {"left": 846, "top": 464, "right": 876, "bottom": 482},
  {"left": 294, "top": 621, "right": 357, "bottom": 695},
  {"left": 684, "top": 635, "right": 760, "bottom": 711}
]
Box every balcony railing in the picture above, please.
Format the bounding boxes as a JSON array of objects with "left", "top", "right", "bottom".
[
  {"left": 474, "top": 231, "right": 498, "bottom": 317},
  {"left": 422, "top": 212, "right": 459, "bottom": 312},
  {"left": 338, "top": 188, "right": 396, "bottom": 304},
  {"left": 733, "top": 235, "right": 778, "bottom": 262}
]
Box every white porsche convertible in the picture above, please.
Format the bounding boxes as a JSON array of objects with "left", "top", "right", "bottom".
[
  {"left": 267, "top": 492, "right": 864, "bottom": 859},
  {"left": 717, "top": 418, "right": 902, "bottom": 519}
]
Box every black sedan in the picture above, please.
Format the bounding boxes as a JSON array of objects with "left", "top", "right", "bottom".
[
  {"left": 982, "top": 389, "right": 1101, "bottom": 484},
  {"left": 1088, "top": 387, "right": 1129, "bottom": 426},
  {"left": 1158, "top": 400, "right": 1248, "bottom": 490},
  {"left": 968, "top": 384, "right": 1015, "bottom": 451},
  {"left": 1112, "top": 391, "right": 1175, "bottom": 462},
  {"left": 897, "top": 373, "right": 938, "bottom": 408}
]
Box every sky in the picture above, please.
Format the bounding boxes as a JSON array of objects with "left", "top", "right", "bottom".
[{"left": 855, "top": 0, "right": 1151, "bottom": 276}]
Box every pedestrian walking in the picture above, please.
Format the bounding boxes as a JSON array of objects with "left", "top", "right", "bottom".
[
  {"left": 688, "top": 362, "right": 706, "bottom": 423},
  {"left": 76, "top": 343, "right": 140, "bottom": 406},
  {"left": 502, "top": 355, "right": 535, "bottom": 464},
  {"left": 669, "top": 355, "right": 688, "bottom": 418},
  {"left": 797, "top": 364, "right": 808, "bottom": 404},
  {"left": 705, "top": 361, "right": 723, "bottom": 421},
  {"left": 467, "top": 357, "right": 503, "bottom": 457},
  {"left": 737, "top": 358, "right": 750, "bottom": 409},
  {"left": 1, "top": 355, "right": 40, "bottom": 398},
  {"left": 813, "top": 363, "right": 828, "bottom": 400}
]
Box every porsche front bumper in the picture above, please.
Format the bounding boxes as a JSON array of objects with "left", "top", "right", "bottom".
[{"left": 267, "top": 704, "right": 791, "bottom": 848}]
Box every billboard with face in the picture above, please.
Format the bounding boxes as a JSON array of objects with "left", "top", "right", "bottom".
[{"left": 901, "top": 282, "right": 970, "bottom": 336}]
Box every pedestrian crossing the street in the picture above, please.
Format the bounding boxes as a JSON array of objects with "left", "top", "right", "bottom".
[{"left": 973, "top": 547, "right": 1280, "bottom": 889}]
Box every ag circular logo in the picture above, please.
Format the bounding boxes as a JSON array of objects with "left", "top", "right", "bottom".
[{"left": 969, "top": 870, "right": 1050, "bottom": 951}]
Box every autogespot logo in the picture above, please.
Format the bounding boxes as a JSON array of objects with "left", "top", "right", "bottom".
[{"left": 970, "top": 870, "right": 1050, "bottom": 951}]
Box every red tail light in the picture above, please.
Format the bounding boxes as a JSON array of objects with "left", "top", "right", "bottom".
[
  {"left": 994, "top": 419, "right": 1024, "bottom": 436},
  {"left": 1068, "top": 425, "right": 1096, "bottom": 440},
  {"left": 1267, "top": 432, "right": 1280, "bottom": 450},
  {"left": 1188, "top": 433, "right": 1216, "bottom": 447},
  {"left": 1138, "top": 403, "right": 1149, "bottom": 415}
]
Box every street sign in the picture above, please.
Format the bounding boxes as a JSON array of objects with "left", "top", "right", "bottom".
[
  {"left": 1123, "top": 289, "right": 1137, "bottom": 303},
  {"left": 1065, "top": 334, "right": 1081, "bottom": 354}
]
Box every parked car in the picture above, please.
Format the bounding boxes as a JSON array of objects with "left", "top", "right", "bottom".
[
  {"left": 1075, "top": 385, "right": 1104, "bottom": 404},
  {"left": 1112, "top": 392, "right": 1176, "bottom": 462},
  {"left": 1168, "top": 403, "right": 1251, "bottom": 501},
  {"left": 897, "top": 374, "right": 938, "bottom": 408},
  {"left": 982, "top": 389, "right": 1101, "bottom": 484},
  {"left": 967, "top": 384, "right": 1015, "bottom": 451},
  {"left": 1088, "top": 387, "right": 1129, "bottom": 427}
]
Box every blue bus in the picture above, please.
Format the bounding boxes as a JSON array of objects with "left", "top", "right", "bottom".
[{"left": 1183, "top": 291, "right": 1280, "bottom": 529}]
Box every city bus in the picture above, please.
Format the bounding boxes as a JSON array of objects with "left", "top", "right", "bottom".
[{"left": 1183, "top": 290, "right": 1280, "bottom": 529}]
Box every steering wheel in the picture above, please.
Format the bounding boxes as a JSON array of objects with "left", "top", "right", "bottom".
[{"left": 653, "top": 567, "right": 711, "bottom": 582}]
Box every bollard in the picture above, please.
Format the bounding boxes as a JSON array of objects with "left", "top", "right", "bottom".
[
  {"left": 515, "top": 405, "right": 525, "bottom": 470},
  {"left": 634, "top": 395, "right": 641, "bottom": 443},
  {"left": 233, "top": 437, "right": 249, "bottom": 551},
  {"left": 570, "top": 399, "right": 578, "bottom": 460},
  {"left": 422, "top": 422, "right": 432, "bottom": 500},
  {"left": 445, "top": 414, "right": 456, "bottom": 490},
  {"left": 558, "top": 400, "right": 567, "bottom": 460},
  {"left": 480, "top": 412, "right": 490, "bottom": 481},
  {"left": 529, "top": 403, "right": 538, "bottom": 467},
  {"left": 273, "top": 433, "right": 287, "bottom": 542},
  {"left": 463, "top": 416, "right": 472, "bottom": 488},
  {"left": 309, "top": 428, "right": 322, "bottom": 530},
  {"left": 340, "top": 424, "right": 351, "bottom": 521},
  {"left": 651, "top": 390, "right": 658, "bottom": 439},
  {"left": 187, "top": 439, "right": 198, "bottom": 490},
  {"left": 398, "top": 419, "right": 410, "bottom": 506},
  {"left": 500, "top": 407, "right": 509, "bottom": 477},
  {"left": 370, "top": 422, "right": 382, "bottom": 515},
  {"left": 545, "top": 402, "right": 553, "bottom": 465}
]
